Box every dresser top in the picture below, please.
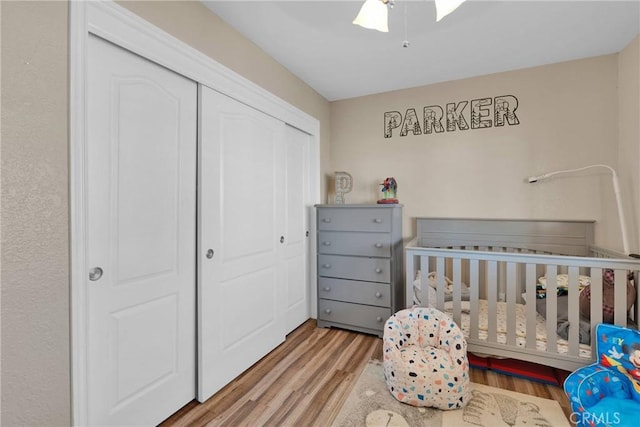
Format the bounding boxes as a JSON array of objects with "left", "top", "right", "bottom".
[{"left": 315, "top": 204, "right": 403, "bottom": 208}]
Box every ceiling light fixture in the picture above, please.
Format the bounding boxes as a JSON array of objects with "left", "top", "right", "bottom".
[
  {"left": 435, "top": 0, "right": 467, "bottom": 22},
  {"left": 353, "top": 0, "right": 466, "bottom": 33},
  {"left": 352, "top": 0, "right": 394, "bottom": 33}
]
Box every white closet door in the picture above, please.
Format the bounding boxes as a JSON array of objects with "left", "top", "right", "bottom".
[
  {"left": 198, "top": 86, "right": 286, "bottom": 401},
  {"left": 284, "top": 125, "right": 311, "bottom": 333},
  {"left": 86, "top": 35, "right": 197, "bottom": 426}
]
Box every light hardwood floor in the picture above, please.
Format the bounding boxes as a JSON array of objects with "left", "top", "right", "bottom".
[{"left": 161, "top": 319, "right": 572, "bottom": 426}]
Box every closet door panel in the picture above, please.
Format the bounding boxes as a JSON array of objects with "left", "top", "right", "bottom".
[
  {"left": 198, "top": 86, "right": 286, "bottom": 402},
  {"left": 284, "top": 125, "right": 311, "bottom": 333},
  {"left": 86, "top": 34, "right": 196, "bottom": 426}
]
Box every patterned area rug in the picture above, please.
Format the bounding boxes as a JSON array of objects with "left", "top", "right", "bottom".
[{"left": 332, "top": 360, "right": 570, "bottom": 427}]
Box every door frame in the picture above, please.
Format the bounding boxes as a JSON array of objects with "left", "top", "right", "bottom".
[{"left": 69, "top": 2, "right": 320, "bottom": 425}]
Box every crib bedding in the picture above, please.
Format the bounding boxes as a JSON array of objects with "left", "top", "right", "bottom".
[
  {"left": 441, "top": 299, "right": 593, "bottom": 359},
  {"left": 412, "top": 270, "right": 471, "bottom": 303},
  {"left": 535, "top": 295, "right": 593, "bottom": 344},
  {"left": 537, "top": 273, "right": 591, "bottom": 292},
  {"left": 536, "top": 273, "right": 591, "bottom": 299},
  {"left": 413, "top": 270, "right": 589, "bottom": 302}
]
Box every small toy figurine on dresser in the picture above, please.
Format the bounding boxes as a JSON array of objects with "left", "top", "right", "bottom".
[{"left": 378, "top": 177, "right": 398, "bottom": 204}]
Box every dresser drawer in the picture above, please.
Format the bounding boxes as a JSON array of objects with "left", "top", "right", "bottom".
[
  {"left": 318, "top": 231, "right": 391, "bottom": 257},
  {"left": 318, "top": 299, "right": 391, "bottom": 331},
  {"left": 318, "top": 277, "right": 391, "bottom": 307},
  {"left": 318, "top": 208, "right": 392, "bottom": 232},
  {"left": 318, "top": 255, "right": 390, "bottom": 283}
]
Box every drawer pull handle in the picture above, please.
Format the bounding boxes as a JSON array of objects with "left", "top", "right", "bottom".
[
  {"left": 322, "top": 241, "right": 332, "bottom": 246},
  {"left": 374, "top": 243, "right": 383, "bottom": 248},
  {"left": 376, "top": 316, "right": 383, "bottom": 322},
  {"left": 375, "top": 292, "right": 382, "bottom": 298},
  {"left": 325, "top": 309, "right": 332, "bottom": 314},
  {"left": 322, "top": 218, "right": 332, "bottom": 223},
  {"left": 375, "top": 268, "right": 383, "bottom": 274},
  {"left": 373, "top": 218, "right": 382, "bottom": 224},
  {"left": 323, "top": 287, "right": 331, "bottom": 292},
  {"left": 323, "top": 264, "right": 331, "bottom": 269}
]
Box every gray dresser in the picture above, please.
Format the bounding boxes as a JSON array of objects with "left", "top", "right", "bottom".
[{"left": 315, "top": 204, "right": 404, "bottom": 337}]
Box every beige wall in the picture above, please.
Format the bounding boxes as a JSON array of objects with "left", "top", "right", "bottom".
[
  {"left": 1, "top": 1, "right": 71, "bottom": 426},
  {"left": 0, "top": 1, "right": 330, "bottom": 425},
  {"left": 330, "top": 55, "right": 632, "bottom": 251},
  {"left": 618, "top": 35, "right": 640, "bottom": 254}
]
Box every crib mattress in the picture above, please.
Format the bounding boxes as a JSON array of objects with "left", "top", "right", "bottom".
[{"left": 443, "top": 300, "right": 592, "bottom": 359}]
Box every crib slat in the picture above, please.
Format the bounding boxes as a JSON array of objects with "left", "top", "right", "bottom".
[
  {"left": 436, "top": 257, "right": 446, "bottom": 310},
  {"left": 567, "top": 266, "right": 580, "bottom": 356},
  {"left": 452, "top": 257, "right": 462, "bottom": 327},
  {"left": 506, "top": 262, "right": 517, "bottom": 346},
  {"left": 479, "top": 247, "right": 488, "bottom": 300},
  {"left": 406, "top": 253, "right": 416, "bottom": 308},
  {"left": 589, "top": 268, "right": 603, "bottom": 360},
  {"left": 470, "top": 259, "right": 479, "bottom": 340},
  {"left": 420, "top": 255, "right": 430, "bottom": 307},
  {"left": 525, "top": 264, "right": 537, "bottom": 350},
  {"left": 614, "top": 268, "right": 627, "bottom": 326},
  {"left": 545, "top": 266, "right": 558, "bottom": 353},
  {"left": 590, "top": 268, "right": 603, "bottom": 324},
  {"left": 487, "top": 260, "right": 498, "bottom": 343}
]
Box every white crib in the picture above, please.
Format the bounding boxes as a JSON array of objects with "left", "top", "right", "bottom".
[{"left": 404, "top": 218, "right": 640, "bottom": 372}]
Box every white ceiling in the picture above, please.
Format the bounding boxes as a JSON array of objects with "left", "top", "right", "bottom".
[{"left": 203, "top": 0, "right": 640, "bottom": 101}]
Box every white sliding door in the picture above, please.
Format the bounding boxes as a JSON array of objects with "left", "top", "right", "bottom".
[
  {"left": 86, "top": 35, "right": 197, "bottom": 426},
  {"left": 198, "top": 86, "right": 286, "bottom": 401},
  {"left": 283, "top": 125, "right": 311, "bottom": 333}
]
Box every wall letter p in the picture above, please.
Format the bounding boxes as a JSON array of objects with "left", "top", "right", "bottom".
[{"left": 384, "top": 111, "right": 402, "bottom": 138}]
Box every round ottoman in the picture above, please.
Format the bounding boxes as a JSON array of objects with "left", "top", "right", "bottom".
[{"left": 382, "top": 307, "right": 470, "bottom": 409}]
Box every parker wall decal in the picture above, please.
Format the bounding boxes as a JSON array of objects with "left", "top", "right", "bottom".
[{"left": 384, "top": 95, "right": 520, "bottom": 138}]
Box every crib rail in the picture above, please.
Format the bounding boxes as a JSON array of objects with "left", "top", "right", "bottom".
[{"left": 405, "top": 242, "right": 640, "bottom": 371}]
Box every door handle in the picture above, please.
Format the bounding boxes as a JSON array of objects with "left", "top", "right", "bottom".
[
  {"left": 280, "top": 236, "right": 285, "bottom": 244},
  {"left": 206, "top": 249, "right": 214, "bottom": 259},
  {"left": 89, "top": 267, "right": 103, "bottom": 281}
]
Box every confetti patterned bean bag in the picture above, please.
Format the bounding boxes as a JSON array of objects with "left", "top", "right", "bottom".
[{"left": 382, "top": 307, "right": 471, "bottom": 410}]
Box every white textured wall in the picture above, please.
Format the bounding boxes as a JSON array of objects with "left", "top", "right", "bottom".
[
  {"left": 330, "top": 55, "right": 628, "bottom": 251},
  {"left": 618, "top": 35, "right": 640, "bottom": 254},
  {"left": 1, "top": 1, "right": 71, "bottom": 425}
]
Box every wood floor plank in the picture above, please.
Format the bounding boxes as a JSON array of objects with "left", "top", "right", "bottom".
[
  {"left": 162, "top": 319, "right": 573, "bottom": 426},
  {"left": 260, "top": 390, "right": 305, "bottom": 427}
]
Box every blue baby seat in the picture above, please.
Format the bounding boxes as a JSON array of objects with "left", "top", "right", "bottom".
[{"left": 564, "top": 324, "right": 640, "bottom": 427}]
